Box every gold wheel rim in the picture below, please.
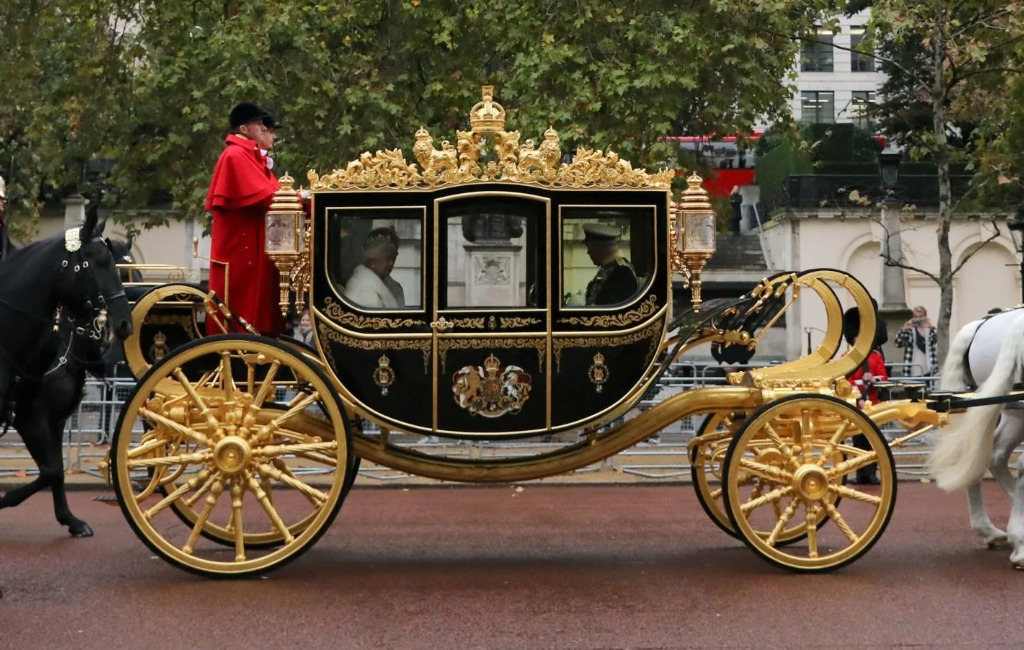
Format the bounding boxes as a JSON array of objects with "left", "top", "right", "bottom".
[
  {"left": 725, "top": 396, "right": 895, "bottom": 572},
  {"left": 113, "top": 336, "right": 349, "bottom": 576}
]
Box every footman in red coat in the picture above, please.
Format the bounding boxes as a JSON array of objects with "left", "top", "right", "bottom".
[{"left": 206, "top": 102, "right": 284, "bottom": 336}]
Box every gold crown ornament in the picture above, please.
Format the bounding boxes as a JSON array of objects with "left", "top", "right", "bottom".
[{"left": 469, "top": 86, "right": 506, "bottom": 135}]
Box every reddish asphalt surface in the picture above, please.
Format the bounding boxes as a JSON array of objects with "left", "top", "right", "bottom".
[{"left": 2, "top": 481, "right": 1023, "bottom": 649}]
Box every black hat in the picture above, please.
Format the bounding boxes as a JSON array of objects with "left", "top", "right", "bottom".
[
  {"left": 583, "top": 223, "right": 621, "bottom": 244},
  {"left": 262, "top": 113, "right": 282, "bottom": 129},
  {"left": 229, "top": 102, "right": 268, "bottom": 129}
]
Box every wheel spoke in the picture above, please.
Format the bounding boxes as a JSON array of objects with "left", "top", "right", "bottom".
[
  {"left": 254, "top": 394, "right": 320, "bottom": 442},
  {"left": 143, "top": 468, "right": 214, "bottom": 519},
  {"left": 834, "top": 484, "right": 882, "bottom": 505},
  {"left": 254, "top": 460, "right": 328, "bottom": 506},
  {"left": 183, "top": 479, "right": 226, "bottom": 555},
  {"left": 255, "top": 440, "right": 338, "bottom": 462},
  {"left": 219, "top": 351, "right": 237, "bottom": 401},
  {"left": 127, "top": 448, "right": 212, "bottom": 469},
  {"left": 765, "top": 499, "right": 801, "bottom": 546},
  {"left": 173, "top": 368, "right": 220, "bottom": 432},
  {"left": 738, "top": 457, "right": 792, "bottom": 484},
  {"left": 739, "top": 483, "right": 794, "bottom": 515},
  {"left": 805, "top": 506, "right": 820, "bottom": 558},
  {"left": 824, "top": 501, "right": 859, "bottom": 543},
  {"left": 230, "top": 482, "right": 246, "bottom": 562},
  {"left": 140, "top": 407, "right": 214, "bottom": 447},
  {"left": 243, "top": 361, "right": 282, "bottom": 427},
  {"left": 246, "top": 471, "right": 295, "bottom": 544}
]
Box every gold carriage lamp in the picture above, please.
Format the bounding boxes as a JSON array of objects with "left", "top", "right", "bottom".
[
  {"left": 676, "top": 173, "right": 717, "bottom": 311},
  {"left": 265, "top": 173, "right": 307, "bottom": 317}
]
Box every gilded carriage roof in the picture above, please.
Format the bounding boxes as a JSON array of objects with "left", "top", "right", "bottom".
[{"left": 307, "top": 86, "right": 674, "bottom": 191}]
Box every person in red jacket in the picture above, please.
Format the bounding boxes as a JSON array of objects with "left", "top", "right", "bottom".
[
  {"left": 206, "top": 102, "right": 284, "bottom": 336},
  {"left": 843, "top": 305, "right": 889, "bottom": 484}
]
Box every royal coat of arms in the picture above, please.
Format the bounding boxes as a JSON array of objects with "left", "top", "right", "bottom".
[{"left": 452, "top": 353, "right": 532, "bottom": 417}]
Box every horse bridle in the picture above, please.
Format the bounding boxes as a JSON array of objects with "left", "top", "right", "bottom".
[{"left": 60, "top": 229, "right": 127, "bottom": 333}]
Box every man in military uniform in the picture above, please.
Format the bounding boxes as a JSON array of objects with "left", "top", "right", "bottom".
[{"left": 583, "top": 223, "right": 639, "bottom": 306}]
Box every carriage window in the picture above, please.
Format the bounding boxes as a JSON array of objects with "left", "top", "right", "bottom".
[
  {"left": 561, "top": 207, "right": 654, "bottom": 308},
  {"left": 327, "top": 208, "right": 423, "bottom": 309},
  {"left": 439, "top": 197, "right": 546, "bottom": 309}
]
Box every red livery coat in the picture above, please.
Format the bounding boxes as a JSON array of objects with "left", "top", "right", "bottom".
[
  {"left": 206, "top": 133, "right": 284, "bottom": 336},
  {"left": 849, "top": 349, "right": 888, "bottom": 405}
]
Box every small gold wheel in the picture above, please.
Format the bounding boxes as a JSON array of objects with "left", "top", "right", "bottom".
[
  {"left": 722, "top": 394, "right": 896, "bottom": 572},
  {"left": 111, "top": 334, "right": 352, "bottom": 578}
]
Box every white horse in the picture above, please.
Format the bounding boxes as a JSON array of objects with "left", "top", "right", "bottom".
[{"left": 929, "top": 307, "right": 1024, "bottom": 567}]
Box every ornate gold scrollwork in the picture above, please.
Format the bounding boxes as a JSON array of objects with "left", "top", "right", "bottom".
[
  {"left": 452, "top": 353, "right": 532, "bottom": 418},
  {"left": 558, "top": 295, "right": 659, "bottom": 327},
  {"left": 500, "top": 316, "right": 542, "bottom": 328},
  {"left": 553, "top": 318, "right": 662, "bottom": 371},
  {"left": 438, "top": 337, "right": 546, "bottom": 374},
  {"left": 308, "top": 86, "right": 673, "bottom": 191},
  {"left": 588, "top": 353, "right": 609, "bottom": 393},
  {"left": 445, "top": 317, "right": 486, "bottom": 329},
  {"left": 322, "top": 297, "right": 425, "bottom": 329},
  {"left": 373, "top": 355, "right": 396, "bottom": 396},
  {"left": 319, "top": 324, "right": 431, "bottom": 371}
]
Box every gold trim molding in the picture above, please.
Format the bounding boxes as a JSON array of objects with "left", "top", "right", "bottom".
[
  {"left": 558, "top": 295, "right": 659, "bottom": 327},
  {"left": 553, "top": 318, "right": 662, "bottom": 371},
  {"left": 322, "top": 297, "right": 425, "bottom": 329},
  {"left": 319, "top": 322, "right": 431, "bottom": 371},
  {"left": 438, "top": 337, "right": 546, "bottom": 374}
]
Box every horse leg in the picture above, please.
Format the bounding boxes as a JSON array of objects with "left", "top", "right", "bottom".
[
  {"left": 968, "top": 413, "right": 1024, "bottom": 548},
  {"left": 1006, "top": 450, "right": 1024, "bottom": 569},
  {"left": 967, "top": 481, "right": 1009, "bottom": 549},
  {"left": 5, "top": 406, "right": 93, "bottom": 537}
]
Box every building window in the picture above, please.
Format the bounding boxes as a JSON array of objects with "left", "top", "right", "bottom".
[
  {"left": 850, "top": 26, "right": 875, "bottom": 72},
  {"left": 800, "top": 29, "right": 834, "bottom": 72},
  {"left": 801, "top": 91, "right": 835, "bottom": 124},
  {"left": 851, "top": 91, "right": 875, "bottom": 130}
]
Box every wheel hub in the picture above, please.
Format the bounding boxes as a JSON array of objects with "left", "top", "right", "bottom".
[
  {"left": 792, "top": 464, "right": 829, "bottom": 501},
  {"left": 213, "top": 436, "right": 252, "bottom": 474}
]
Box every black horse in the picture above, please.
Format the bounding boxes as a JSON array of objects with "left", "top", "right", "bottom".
[
  {"left": 2, "top": 312, "right": 113, "bottom": 536},
  {"left": 0, "top": 205, "right": 133, "bottom": 535}
]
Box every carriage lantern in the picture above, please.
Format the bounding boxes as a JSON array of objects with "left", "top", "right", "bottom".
[
  {"left": 265, "top": 173, "right": 308, "bottom": 316},
  {"left": 673, "top": 173, "right": 717, "bottom": 311}
]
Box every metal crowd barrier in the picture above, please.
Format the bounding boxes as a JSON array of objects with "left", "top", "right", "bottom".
[{"left": 0, "top": 367, "right": 961, "bottom": 482}]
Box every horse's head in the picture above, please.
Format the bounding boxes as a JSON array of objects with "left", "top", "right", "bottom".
[
  {"left": 55, "top": 205, "right": 134, "bottom": 341},
  {"left": 105, "top": 233, "right": 142, "bottom": 283}
]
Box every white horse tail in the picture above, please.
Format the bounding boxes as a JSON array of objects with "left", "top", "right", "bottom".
[
  {"left": 938, "top": 320, "right": 981, "bottom": 392},
  {"left": 930, "top": 312, "right": 1024, "bottom": 492}
]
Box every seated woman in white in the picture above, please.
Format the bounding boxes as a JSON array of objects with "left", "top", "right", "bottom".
[{"left": 344, "top": 231, "right": 404, "bottom": 309}]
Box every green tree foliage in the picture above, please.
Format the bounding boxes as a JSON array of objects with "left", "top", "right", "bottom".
[
  {"left": 0, "top": 1, "right": 138, "bottom": 238},
  {"left": 2, "top": 1, "right": 836, "bottom": 234},
  {"left": 868, "top": 0, "right": 1024, "bottom": 360}
]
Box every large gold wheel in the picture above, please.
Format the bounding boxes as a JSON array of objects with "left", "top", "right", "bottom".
[
  {"left": 722, "top": 394, "right": 896, "bottom": 572},
  {"left": 111, "top": 334, "right": 352, "bottom": 578}
]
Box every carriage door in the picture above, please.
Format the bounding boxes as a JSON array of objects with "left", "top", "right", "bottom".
[{"left": 432, "top": 191, "right": 550, "bottom": 436}]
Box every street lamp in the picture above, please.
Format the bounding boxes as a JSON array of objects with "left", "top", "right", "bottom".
[
  {"left": 877, "top": 149, "right": 902, "bottom": 191},
  {"left": 1007, "top": 204, "right": 1024, "bottom": 302},
  {"left": 875, "top": 147, "right": 911, "bottom": 360}
]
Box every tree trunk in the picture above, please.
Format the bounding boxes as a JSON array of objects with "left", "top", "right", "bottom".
[{"left": 932, "top": 0, "right": 953, "bottom": 368}]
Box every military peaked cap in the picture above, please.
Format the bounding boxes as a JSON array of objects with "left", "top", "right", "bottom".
[{"left": 583, "top": 223, "right": 621, "bottom": 244}]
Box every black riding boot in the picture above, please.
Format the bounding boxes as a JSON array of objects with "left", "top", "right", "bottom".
[{"left": 852, "top": 433, "right": 879, "bottom": 484}]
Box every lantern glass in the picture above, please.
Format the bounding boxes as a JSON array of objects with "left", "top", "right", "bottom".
[
  {"left": 683, "top": 211, "right": 716, "bottom": 252},
  {"left": 266, "top": 212, "right": 299, "bottom": 254}
]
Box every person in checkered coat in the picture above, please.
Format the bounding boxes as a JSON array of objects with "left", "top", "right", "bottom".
[{"left": 893, "top": 305, "right": 938, "bottom": 378}]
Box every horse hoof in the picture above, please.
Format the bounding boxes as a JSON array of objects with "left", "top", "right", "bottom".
[
  {"left": 987, "top": 536, "right": 1011, "bottom": 550},
  {"left": 69, "top": 524, "right": 94, "bottom": 538}
]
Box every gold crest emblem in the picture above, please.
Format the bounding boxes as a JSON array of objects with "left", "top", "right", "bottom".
[
  {"left": 149, "top": 330, "right": 169, "bottom": 362},
  {"left": 588, "top": 352, "right": 609, "bottom": 393},
  {"left": 452, "top": 353, "right": 532, "bottom": 418}
]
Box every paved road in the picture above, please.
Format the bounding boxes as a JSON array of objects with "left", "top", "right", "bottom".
[{"left": 2, "top": 481, "right": 1022, "bottom": 649}]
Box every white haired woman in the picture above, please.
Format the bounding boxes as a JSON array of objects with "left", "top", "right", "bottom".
[{"left": 343, "top": 227, "right": 405, "bottom": 308}]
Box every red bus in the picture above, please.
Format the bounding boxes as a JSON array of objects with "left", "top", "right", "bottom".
[{"left": 665, "top": 133, "right": 762, "bottom": 198}]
